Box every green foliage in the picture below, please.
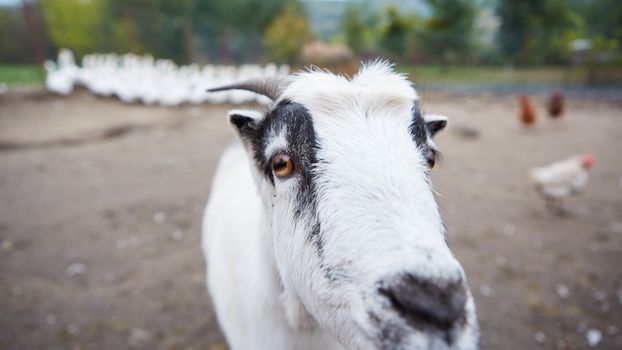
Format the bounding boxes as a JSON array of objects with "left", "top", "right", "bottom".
[
  {"left": 98, "top": 0, "right": 196, "bottom": 62},
  {"left": 496, "top": 0, "right": 584, "bottom": 64},
  {"left": 340, "top": 3, "right": 383, "bottom": 56},
  {"left": 263, "top": 4, "right": 313, "bottom": 64},
  {"left": 35, "top": 0, "right": 296, "bottom": 64},
  {"left": 532, "top": 0, "right": 578, "bottom": 63},
  {"left": 419, "top": 0, "right": 476, "bottom": 65},
  {"left": 341, "top": 5, "right": 367, "bottom": 54},
  {"left": 7, "top": 0, "right": 620, "bottom": 68},
  {"left": 199, "top": 0, "right": 289, "bottom": 34},
  {"left": 191, "top": 0, "right": 293, "bottom": 63},
  {"left": 0, "top": 9, "right": 34, "bottom": 64},
  {"left": 570, "top": 0, "right": 622, "bottom": 72},
  {"left": 568, "top": 0, "right": 622, "bottom": 45},
  {"left": 39, "top": 0, "right": 108, "bottom": 58},
  {"left": 378, "top": 6, "right": 417, "bottom": 60},
  {"left": 496, "top": 0, "right": 534, "bottom": 61}
]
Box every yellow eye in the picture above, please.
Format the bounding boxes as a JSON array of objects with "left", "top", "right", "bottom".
[{"left": 271, "top": 154, "right": 294, "bottom": 178}]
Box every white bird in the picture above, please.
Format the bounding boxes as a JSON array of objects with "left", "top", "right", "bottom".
[
  {"left": 529, "top": 154, "right": 594, "bottom": 215},
  {"left": 44, "top": 49, "right": 290, "bottom": 106},
  {"left": 44, "top": 60, "right": 74, "bottom": 95}
]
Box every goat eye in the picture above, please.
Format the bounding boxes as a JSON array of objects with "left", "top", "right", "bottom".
[
  {"left": 271, "top": 154, "right": 294, "bottom": 178},
  {"left": 426, "top": 149, "right": 436, "bottom": 170}
]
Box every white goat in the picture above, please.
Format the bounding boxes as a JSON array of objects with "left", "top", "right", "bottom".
[{"left": 202, "top": 62, "right": 479, "bottom": 350}]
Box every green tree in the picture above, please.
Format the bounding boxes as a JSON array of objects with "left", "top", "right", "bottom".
[
  {"left": 495, "top": 0, "right": 533, "bottom": 62},
  {"left": 535, "top": 0, "right": 581, "bottom": 63},
  {"left": 569, "top": 0, "right": 622, "bottom": 40},
  {"left": 105, "top": 0, "right": 194, "bottom": 63},
  {"left": 263, "top": 4, "right": 312, "bottom": 64},
  {"left": 194, "top": 0, "right": 292, "bottom": 63},
  {"left": 0, "top": 8, "right": 33, "bottom": 63},
  {"left": 39, "top": 0, "right": 108, "bottom": 58},
  {"left": 342, "top": 5, "right": 367, "bottom": 54},
  {"left": 496, "top": 0, "right": 580, "bottom": 64},
  {"left": 420, "top": 0, "right": 476, "bottom": 67},
  {"left": 378, "top": 6, "right": 416, "bottom": 60},
  {"left": 37, "top": 0, "right": 304, "bottom": 64}
]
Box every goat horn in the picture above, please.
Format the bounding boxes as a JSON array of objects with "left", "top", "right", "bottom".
[{"left": 207, "top": 76, "right": 291, "bottom": 101}]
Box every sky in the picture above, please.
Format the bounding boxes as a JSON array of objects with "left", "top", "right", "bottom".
[{"left": 0, "top": 0, "right": 20, "bottom": 6}]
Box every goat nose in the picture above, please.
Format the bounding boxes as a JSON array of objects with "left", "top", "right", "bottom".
[{"left": 379, "top": 275, "right": 467, "bottom": 333}]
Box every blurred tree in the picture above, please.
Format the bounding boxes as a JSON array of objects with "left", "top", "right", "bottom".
[
  {"left": 378, "top": 6, "right": 416, "bottom": 61},
  {"left": 39, "top": 0, "right": 107, "bottom": 58},
  {"left": 107, "top": 0, "right": 193, "bottom": 63},
  {"left": 342, "top": 5, "right": 366, "bottom": 54},
  {"left": 496, "top": 0, "right": 580, "bottom": 64},
  {"left": 0, "top": 8, "right": 34, "bottom": 63},
  {"left": 572, "top": 0, "right": 622, "bottom": 80},
  {"left": 340, "top": 3, "right": 382, "bottom": 57},
  {"left": 263, "top": 4, "right": 312, "bottom": 64},
  {"left": 535, "top": 0, "right": 580, "bottom": 63},
  {"left": 194, "top": 0, "right": 293, "bottom": 63},
  {"left": 569, "top": 0, "right": 622, "bottom": 50},
  {"left": 37, "top": 0, "right": 296, "bottom": 64},
  {"left": 420, "top": 0, "right": 476, "bottom": 67},
  {"left": 495, "top": 0, "right": 530, "bottom": 62},
  {"left": 98, "top": 0, "right": 141, "bottom": 54}
]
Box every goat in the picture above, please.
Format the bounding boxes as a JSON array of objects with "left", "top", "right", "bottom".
[{"left": 202, "top": 62, "right": 479, "bottom": 350}]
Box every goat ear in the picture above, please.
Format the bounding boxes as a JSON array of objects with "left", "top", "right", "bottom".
[
  {"left": 423, "top": 114, "right": 448, "bottom": 137},
  {"left": 228, "top": 109, "right": 263, "bottom": 140}
]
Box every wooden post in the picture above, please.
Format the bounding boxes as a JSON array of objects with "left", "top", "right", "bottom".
[{"left": 22, "top": 0, "right": 45, "bottom": 64}]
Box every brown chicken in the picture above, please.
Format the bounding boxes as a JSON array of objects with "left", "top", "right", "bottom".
[
  {"left": 547, "top": 90, "right": 564, "bottom": 118},
  {"left": 518, "top": 95, "right": 536, "bottom": 127}
]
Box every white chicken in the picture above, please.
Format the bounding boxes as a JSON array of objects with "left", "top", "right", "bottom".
[
  {"left": 44, "top": 48, "right": 291, "bottom": 106},
  {"left": 529, "top": 154, "right": 594, "bottom": 215}
]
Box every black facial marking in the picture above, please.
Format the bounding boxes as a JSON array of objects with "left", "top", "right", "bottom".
[
  {"left": 238, "top": 100, "right": 337, "bottom": 280},
  {"left": 409, "top": 102, "right": 428, "bottom": 149},
  {"left": 410, "top": 102, "right": 443, "bottom": 169},
  {"left": 309, "top": 220, "right": 322, "bottom": 248},
  {"left": 311, "top": 221, "right": 336, "bottom": 281},
  {"left": 249, "top": 100, "right": 319, "bottom": 216},
  {"left": 229, "top": 113, "right": 257, "bottom": 133},
  {"left": 235, "top": 100, "right": 322, "bottom": 237},
  {"left": 426, "top": 119, "right": 447, "bottom": 137}
]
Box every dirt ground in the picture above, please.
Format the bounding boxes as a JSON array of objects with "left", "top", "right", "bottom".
[{"left": 0, "top": 90, "right": 621, "bottom": 350}]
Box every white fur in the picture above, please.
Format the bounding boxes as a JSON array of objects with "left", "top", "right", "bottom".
[
  {"left": 203, "top": 62, "right": 478, "bottom": 350},
  {"left": 203, "top": 143, "right": 340, "bottom": 349}
]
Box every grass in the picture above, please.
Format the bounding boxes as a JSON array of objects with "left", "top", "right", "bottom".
[
  {"left": 0, "top": 65, "right": 44, "bottom": 87},
  {"left": 395, "top": 65, "right": 588, "bottom": 86}
]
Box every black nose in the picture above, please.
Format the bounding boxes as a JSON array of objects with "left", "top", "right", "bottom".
[{"left": 379, "top": 274, "right": 467, "bottom": 335}]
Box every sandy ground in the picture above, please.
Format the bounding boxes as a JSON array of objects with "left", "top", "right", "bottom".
[{"left": 0, "top": 90, "right": 621, "bottom": 350}]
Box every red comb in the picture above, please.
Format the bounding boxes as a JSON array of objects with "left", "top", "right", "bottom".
[{"left": 581, "top": 154, "right": 594, "bottom": 169}]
